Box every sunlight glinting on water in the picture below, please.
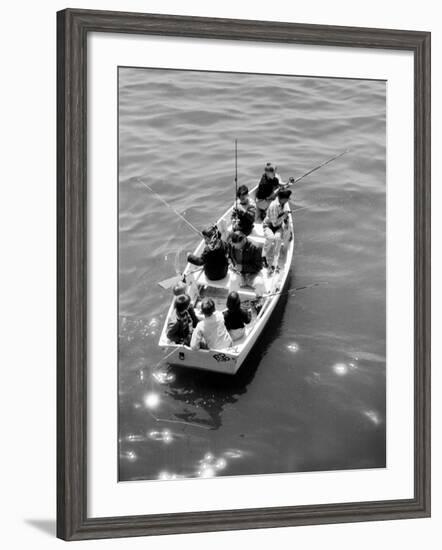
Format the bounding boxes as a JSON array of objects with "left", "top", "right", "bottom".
[
  {"left": 148, "top": 429, "right": 173, "bottom": 443},
  {"left": 333, "top": 363, "right": 349, "bottom": 376},
  {"left": 144, "top": 392, "right": 161, "bottom": 409},
  {"left": 287, "top": 342, "right": 299, "bottom": 352},
  {"left": 364, "top": 410, "right": 381, "bottom": 426},
  {"left": 152, "top": 370, "right": 176, "bottom": 384}
]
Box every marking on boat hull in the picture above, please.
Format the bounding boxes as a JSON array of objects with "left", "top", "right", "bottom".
[{"left": 213, "top": 353, "right": 231, "bottom": 362}]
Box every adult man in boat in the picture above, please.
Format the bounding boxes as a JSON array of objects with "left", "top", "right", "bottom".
[
  {"left": 255, "top": 162, "right": 283, "bottom": 221},
  {"left": 232, "top": 184, "right": 256, "bottom": 236},
  {"left": 190, "top": 298, "right": 233, "bottom": 350},
  {"left": 228, "top": 230, "right": 265, "bottom": 297},
  {"left": 263, "top": 188, "right": 293, "bottom": 275},
  {"left": 187, "top": 225, "right": 229, "bottom": 281}
]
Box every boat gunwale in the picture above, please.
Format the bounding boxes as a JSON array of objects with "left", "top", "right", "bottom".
[{"left": 158, "top": 183, "right": 294, "bottom": 366}]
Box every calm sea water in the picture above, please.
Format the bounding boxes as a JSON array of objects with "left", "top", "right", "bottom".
[{"left": 118, "top": 67, "right": 386, "bottom": 482}]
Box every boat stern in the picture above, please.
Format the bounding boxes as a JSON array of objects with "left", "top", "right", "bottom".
[{"left": 160, "top": 345, "right": 242, "bottom": 375}]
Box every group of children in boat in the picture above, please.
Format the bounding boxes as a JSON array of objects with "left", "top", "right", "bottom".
[
  {"left": 166, "top": 162, "right": 293, "bottom": 351},
  {"left": 166, "top": 282, "right": 250, "bottom": 350}
]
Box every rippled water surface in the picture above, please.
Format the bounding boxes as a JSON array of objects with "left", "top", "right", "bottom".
[{"left": 118, "top": 67, "right": 386, "bottom": 482}]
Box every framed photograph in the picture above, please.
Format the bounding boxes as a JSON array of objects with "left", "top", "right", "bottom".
[{"left": 57, "top": 8, "right": 431, "bottom": 541}]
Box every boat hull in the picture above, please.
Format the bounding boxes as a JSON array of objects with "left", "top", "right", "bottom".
[{"left": 158, "top": 185, "right": 294, "bottom": 374}]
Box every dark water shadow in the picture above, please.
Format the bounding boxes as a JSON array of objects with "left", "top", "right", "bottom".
[
  {"left": 164, "top": 273, "right": 292, "bottom": 430},
  {"left": 24, "top": 519, "right": 56, "bottom": 536}
]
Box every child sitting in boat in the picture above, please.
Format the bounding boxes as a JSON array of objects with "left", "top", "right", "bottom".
[
  {"left": 187, "top": 225, "right": 229, "bottom": 281},
  {"left": 190, "top": 298, "right": 233, "bottom": 350},
  {"left": 231, "top": 185, "right": 256, "bottom": 236},
  {"left": 229, "top": 231, "right": 265, "bottom": 298},
  {"left": 166, "top": 294, "right": 198, "bottom": 346},
  {"left": 172, "top": 282, "right": 201, "bottom": 323},
  {"left": 255, "top": 162, "right": 282, "bottom": 221},
  {"left": 223, "top": 291, "right": 252, "bottom": 341}
]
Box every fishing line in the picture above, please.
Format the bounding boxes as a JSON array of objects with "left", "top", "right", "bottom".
[
  {"left": 146, "top": 410, "right": 211, "bottom": 431},
  {"left": 136, "top": 177, "right": 202, "bottom": 238},
  {"left": 293, "top": 149, "right": 351, "bottom": 185},
  {"left": 244, "top": 281, "right": 329, "bottom": 305}
]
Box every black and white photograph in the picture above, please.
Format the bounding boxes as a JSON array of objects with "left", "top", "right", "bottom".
[
  {"left": 1, "top": 0, "right": 436, "bottom": 545},
  {"left": 118, "top": 66, "right": 386, "bottom": 482}
]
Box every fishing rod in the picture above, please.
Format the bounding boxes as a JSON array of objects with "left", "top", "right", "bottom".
[
  {"left": 139, "top": 148, "right": 349, "bottom": 236},
  {"left": 137, "top": 178, "right": 202, "bottom": 238},
  {"left": 292, "top": 205, "right": 310, "bottom": 213},
  {"left": 248, "top": 281, "right": 329, "bottom": 303},
  {"left": 293, "top": 148, "right": 351, "bottom": 185}
]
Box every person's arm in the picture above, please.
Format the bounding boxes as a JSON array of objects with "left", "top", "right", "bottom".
[
  {"left": 247, "top": 201, "right": 257, "bottom": 221},
  {"left": 188, "top": 305, "right": 199, "bottom": 327},
  {"left": 237, "top": 202, "right": 256, "bottom": 225},
  {"left": 286, "top": 203, "right": 294, "bottom": 240},
  {"left": 232, "top": 201, "right": 241, "bottom": 220},
  {"left": 277, "top": 203, "right": 290, "bottom": 224},
  {"left": 279, "top": 176, "right": 294, "bottom": 191},
  {"left": 268, "top": 189, "right": 278, "bottom": 201},
  {"left": 227, "top": 244, "right": 238, "bottom": 271},
  {"left": 283, "top": 201, "right": 292, "bottom": 221},
  {"left": 190, "top": 323, "right": 203, "bottom": 350},
  {"left": 166, "top": 318, "right": 182, "bottom": 343},
  {"left": 187, "top": 253, "right": 204, "bottom": 266},
  {"left": 241, "top": 307, "right": 252, "bottom": 325}
]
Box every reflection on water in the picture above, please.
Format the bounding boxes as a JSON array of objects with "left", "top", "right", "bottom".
[
  {"left": 144, "top": 392, "right": 161, "bottom": 409},
  {"left": 363, "top": 410, "right": 382, "bottom": 426},
  {"left": 118, "top": 68, "right": 386, "bottom": 482},
  {"left": 148, "top": 429, "right": 173, "bottom": 443},
  {"left": 287, "top": 342, "right": 300, "bottom": 353},
  {"left": 156, "top": 448, "right": 243, "bottom": 480},
  {"left": 333, "top": 363, "right": 349, "bottom": 376}
]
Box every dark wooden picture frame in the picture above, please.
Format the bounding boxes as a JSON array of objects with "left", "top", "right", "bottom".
[{"left": 57, "top": 8, "right": 431, "bottom": 541}]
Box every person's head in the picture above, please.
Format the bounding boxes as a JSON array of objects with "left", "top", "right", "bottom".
[
  {"left": 231, "top": 230, "right": 247, "bottom": 250},
  {"left": 236, "top": 184, "right": 249, "bottom": 203},
  {"left": 172, "top": 281, "right": 186, "bottom": 296},
  {"left": 174, "top": 294, "right": 191, "bottom": 315},
  {"left": 226, "top": 291, "right": 241, "bottom": 312},
  {"left": 264, "top": 162, "right": 276, "bottom": 178},
  {"left": 277, "top": 188, "right": 292, "bottom": 206},
  {"left": 202, "top": 225, "right": 219, "bottom": 245},
  {"left": 201, "top": 297, "right": 215, "bottom": 317}
]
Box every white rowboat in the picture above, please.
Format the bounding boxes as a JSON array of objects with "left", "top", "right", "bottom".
[{"left": 158, "top": 186, "right": 294, "bottom": 374}]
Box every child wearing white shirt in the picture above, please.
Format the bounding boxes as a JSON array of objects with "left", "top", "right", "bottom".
[{"left": 190, "top": 298, "right": 233, "bottom": 350}]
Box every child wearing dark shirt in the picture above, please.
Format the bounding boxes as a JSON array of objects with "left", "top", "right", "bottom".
[
  {"left": 187, "top": 225, "right": 229, "bottom": 281},
  {"left": 166, "top": 294, "right": 198, "bottom": 345},
  {"left": 223, "top": 291, "right": 252, "bottom": 341},
  {"left": 255, "top": 162, "right": 282, "bottom": 220}
]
